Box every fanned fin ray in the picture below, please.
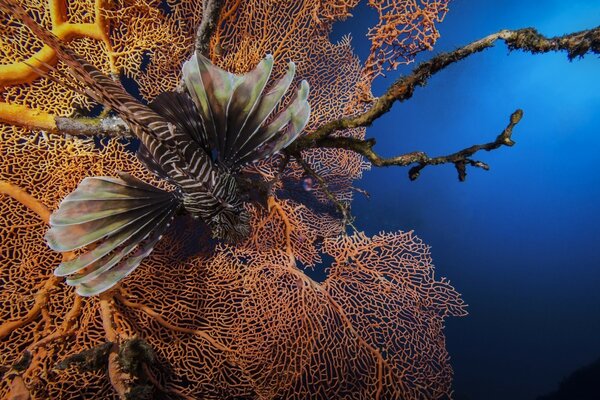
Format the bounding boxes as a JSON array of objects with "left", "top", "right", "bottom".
[
  {"left": 225, "top": 56, "right": 273, "bottom": 158},
  {"left": 65, "top": 206, "right": 173, "bottom": 287},
  {"left": 47, "top": 175, "right": 180, "bottom": 296},
  {"left": 74, "top": 207, "right": 174, "bottom": 297},
  {"left": 183, "top": 52, "right": 309, "bottom": 170},
  {"left": 182, "top": 53, "right": 236, "bottom": 159},
  {"left": 149, "top": 92, "right": 210, "bottom": 153},
  {"left": 228, "top": 61, "right": 296, "bottom": 162},
  {"left": 235, "top": 80, "right": 311, "bottom": 166}
]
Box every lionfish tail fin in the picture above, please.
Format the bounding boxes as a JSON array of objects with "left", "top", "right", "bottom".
[
  {"left": 182, "top": 52, "right": 310, "bottom": 169},
  {"left": 47, "top": 174, "right": 180, "bottom": 297}
]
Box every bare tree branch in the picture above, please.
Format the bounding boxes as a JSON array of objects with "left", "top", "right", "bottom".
[
  {"left": 54, "top": 115, "right": 133, "bottom": 138},
  {"left": 288, "top": 26, "right": 599, "bottom": 151},
  {"left": 300, "top": 109, "right": 522, "bottom": 181}
]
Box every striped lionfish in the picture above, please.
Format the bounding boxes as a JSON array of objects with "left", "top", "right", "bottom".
[{"left": 2, "top": 2, "right": 310, "bottom": 296}]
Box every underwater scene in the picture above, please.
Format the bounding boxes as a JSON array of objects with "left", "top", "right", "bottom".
[{"left": 0, "top": 0, "right": 598, "bottom": 399}]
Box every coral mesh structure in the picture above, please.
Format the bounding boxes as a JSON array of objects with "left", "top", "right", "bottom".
[{"left": 0, "top": 1, "right": 463, "bottom": 399}]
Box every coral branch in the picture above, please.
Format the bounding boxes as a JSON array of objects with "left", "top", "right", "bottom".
[
  {"left": 0, "top": 0, "right": 115, "bottom": 87},
  {"left": 99, "top": 292, "right": 132, "bottom": 399},
  {"left": 314, "top": 109, "right": 523, "bottom": 181},
  {"left": 0, "top": 277, "right": 58, "bottom": 341},
  {"left": 289, "top": 26, "right": 600, "bottom": 148},
  {"left": 266, "top": 197, "right": 295, "bottom": 263},
  {"left": 275, "top": 257, "right": 400, "bottom": 400},
  {"left": 27, "top": 294, "right": 82, "bottom": 351},
  {"left": 0, "top": 181, "right": 51, "bottom": 224},
  {"left": 114, "top": 290, "right": 233, "bottom": 354},
  {"left": 0, "top": 103, "right": 131, "bottom": 137},
  {"left": 195, "top": 0, "right": 226, "bottom": 56},
  {"left": 6, "top": 374, "right": 30, "bottom": 400}
]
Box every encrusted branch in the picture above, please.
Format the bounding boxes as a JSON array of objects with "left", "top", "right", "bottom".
[
  {"left": 289, "top": 26, "right": 599, "bottom": 148},
  {"left": 313, "top": 109, "right": 523, "bottom": 181},
  {"left": 195, "top": 0, "right": 227, "bottom": 55},
  {"left": 0, "top": 103, "right": 133, "bottom": 137}
]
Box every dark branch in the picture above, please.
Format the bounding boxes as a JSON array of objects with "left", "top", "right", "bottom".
[
  {"left": 195, "top": 0, "right": 227, "bottom": 56},
  {"left": 288, "top": 26, "right": 600, "bottom": 151},
  {"left": 312, "top": 110, "right": 522, "bottom": 181},
  {"left": 407, "top": 110, "right": 521, "bottom": 181}
]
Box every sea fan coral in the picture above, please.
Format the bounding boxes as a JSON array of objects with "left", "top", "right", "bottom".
[{"left": 0, "top": 0, "right": 464, "bottom": 399}]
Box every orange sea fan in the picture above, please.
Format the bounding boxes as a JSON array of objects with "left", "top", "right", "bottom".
[{"left": 0, "top": 0, "right": 463, "bottom": 399}]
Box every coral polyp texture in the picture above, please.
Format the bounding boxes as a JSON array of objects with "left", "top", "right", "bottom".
[{"left": 0, "top": 0, "right": 465, "bottom": 399}]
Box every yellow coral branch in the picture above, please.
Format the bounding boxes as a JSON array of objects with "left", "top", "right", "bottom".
[
  {"left": 0, "top": 0, "right": 116, "bottom": 87},
  {"left": 0, "top": 103, "right": 56, "bottom": 132},
  {"left": 0, "top": 181, "right": 51, "bottom": 224}
]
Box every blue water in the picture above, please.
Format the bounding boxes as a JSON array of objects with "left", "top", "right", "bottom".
[{"left": 333, "top": 1, "right": 600, "bottom": 399}]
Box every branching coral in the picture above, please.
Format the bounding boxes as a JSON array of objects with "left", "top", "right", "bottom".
[
  {"left": 0, "top": 129, "right": 466, "bottom": 398},
  {"left": 3, "top": 1, "right": 595, "bottom": 399},
  {"left": 0, "top": 1, "right": 467, "bottom": 398}
]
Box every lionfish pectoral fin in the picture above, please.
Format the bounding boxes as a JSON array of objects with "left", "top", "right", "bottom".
[
  {"left": 47, "top": 174, "right": 180, "bottom": 296},
  {"left": 182, "top": 52, "right": 310, "bottom": 170},
  {"left": 235, "top": 80, "right": 311, "bottom": 166}
]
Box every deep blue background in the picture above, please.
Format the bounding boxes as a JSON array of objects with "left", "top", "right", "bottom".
[{"left": 332, "top": 1, "right": 600, "bottom": 399}]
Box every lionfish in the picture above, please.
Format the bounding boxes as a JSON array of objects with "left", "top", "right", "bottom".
[{"left": 2, "top": 2, "right": 310, "bottom": 296}]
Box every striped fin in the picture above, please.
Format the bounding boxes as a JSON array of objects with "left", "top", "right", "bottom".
[
  {"left": 73, "top": 207, "right": 175, "bottom": 297},
  {"left": 65, "top": 206, "right": 173, "bottom": 286},
  {"left": 149, "top": 91, "right": 211, "bottom": 153},
  {"left": 182, "top": 53, "right": 308, "bottom": 170},
  {"left": 182, "top": 53, "right": 237, "bottom": 159},
  {"left": 225, "top": 56, "right": 273, "bottom": 159},
  {"left": 235, "top": 80, "right": 310, "bottom": 166},
  {"left": 47, "top": 175, "right": 180, "bottom": 296},
  {"left": 136, "top": 144, "right": 174, "bottom": 182},
  {"left": 227, "top": 61, "right": 296, "bottom": 163}
]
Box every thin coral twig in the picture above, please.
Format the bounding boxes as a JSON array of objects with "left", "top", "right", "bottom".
[
  {"left": 0, "top": 276, "right": 59, "bottom": 340},
  {"left": 267, "top": 197, "right": 295, "bottom": 264},
  {"left": 27, "top": 294, "right": 83, "bottom": 351},
  {"left": 99, "top": 291, "right": 131, "bottom": 399},
  {"left": 0, "top": 181, "right": 51, "bottom": 223},
  {"left": 114, "top": 289, "right": 234, "bottom": 354}
]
